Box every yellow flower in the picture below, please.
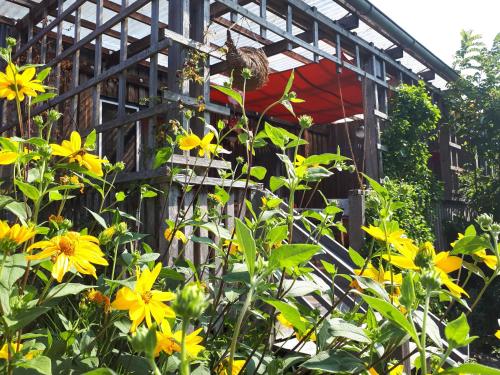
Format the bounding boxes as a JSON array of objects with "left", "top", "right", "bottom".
[
  {"left": 354, "top": 263, "right": 403, "bottom": 285},
  {"left": 277, "top": 314, "right": 316, "bottom": 342},
  {"left": 111, "top": 263, "right": 176, "bottom": 332},
  {"left": 179, "top": 132, "right": 201, "bottom": 151},
  {"left": 164, "top": 227, "right": 187, "bottom": 244},
  {"left": 473, "top": 249, "right": 497, "bottom": 270},
  {"left": 26, "top": 232, "right": 108, "bottom": 282},
  {"left": 0, "top": 342, "right": 23, "bottom": 360},
  {"left": 0, "top": 63, "right": 45, "bottom": 101},
  {"left": 495, "top": 330, "right": 500, "bottom": 340},
  {"left": 362, "top": 225, "right": 416, "bottom": 254},
  {"left": 87, "top": 289, "right": 110, "bottom": 313},
  {"left": 0, "top": 138, "right": 22, "bottom": 165},
  {"left": 178, "top": 132, "right": 227, "bottom": 157},
  {"left": 216, "top": 358, "right": 246, "bottom": 375},
  {"left": 384, "top": 241, "right": 467, "bottom": 297},
  {"left": 0, "top": 221, "right": 36, "bottom": 247},
  {"left": 155, "top": 320, "right": 204, "bottom": 358},
  {"left": 224, "top": 239, "right": 240, "bottom": 255},
  {"left": 50, "top": 131, "right": 106, "bottom": 176}
]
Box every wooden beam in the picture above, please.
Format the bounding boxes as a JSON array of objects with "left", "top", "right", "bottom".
[
  {"left": 419, "top": 69, "right": 435, "bottom": 81},
  {"left": 108, "top": 28, "right": 165, "bottom": 64},
  {"left": 15, "top": 0, "right": 58, "bottom": 31},
  {"left": 86, "top": 0, "right": 168, "bottom": 28},
  {"left": 14, "top": 0, "right": 86, "bottom": 59},
  {"left": 385, "top": 45, "right": 404, "bottom": 60},
  {"left": 337, "top": 13, "right": 359, "bottom": 31}
]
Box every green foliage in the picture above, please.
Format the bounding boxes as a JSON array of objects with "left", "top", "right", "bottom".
[
  {"left": 381, "top": 82, "right": 442, "bottom": 243},
  {"left": 366, "top": 178, "right": 435, "bottom": 243}
]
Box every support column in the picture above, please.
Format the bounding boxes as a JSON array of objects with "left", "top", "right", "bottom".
[
  {"left": 348, "top": 189, "right": 365, "bottom": 251},
  {"left": 362, "top": 76, "right": 381, "bottom": 181},
  {"left": 168, "top": 0, "right": 190, "bottom": 130}
]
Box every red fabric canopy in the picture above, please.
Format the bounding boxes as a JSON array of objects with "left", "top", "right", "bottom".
[{"left": 210, "top": 58, "right": 363, "bottom": 125}]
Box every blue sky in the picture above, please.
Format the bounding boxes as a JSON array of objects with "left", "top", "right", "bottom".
[{"left": 370, "top": 0, "right": 499, "bottom": 65}]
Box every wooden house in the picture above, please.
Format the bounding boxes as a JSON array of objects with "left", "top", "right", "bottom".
[{"left": 0, "top": 0, "right": 469, "bottom": 251}]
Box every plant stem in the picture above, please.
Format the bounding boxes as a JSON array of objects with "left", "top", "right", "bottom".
[
  {"left": 467, "top": 274, "right": 497, "bottom": 315},
  {"left": 420, "top": 292, "right": 431, "bottom": 375},
  {"left": 229, "top": 283, "right": 254, "bottom": 375},
  {"left": 180, "top": 319, "right": 190, "bottom": 375}
]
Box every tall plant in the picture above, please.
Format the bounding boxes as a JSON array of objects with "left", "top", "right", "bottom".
[
  {"left": 0, "top": 37, "right": 499, "bottom": 375},
  {"left": 382, "top": 81, "right": 441, "bottom": 241}
]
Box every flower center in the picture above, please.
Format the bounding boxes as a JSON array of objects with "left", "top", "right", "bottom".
[
  {"left": 59, "top": 237, "right": 75, "bottom": 256},
  {"left": 142, "top": 291, "right": 153, "bottom": 304}
]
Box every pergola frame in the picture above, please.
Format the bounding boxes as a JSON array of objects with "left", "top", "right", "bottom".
[{"left": 1, "top": 0, "right": 456, "bottom": 179}]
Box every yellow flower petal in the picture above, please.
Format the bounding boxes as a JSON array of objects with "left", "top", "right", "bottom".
[{"left": 179, "top": 133, "right": 201, "bottom": 150}]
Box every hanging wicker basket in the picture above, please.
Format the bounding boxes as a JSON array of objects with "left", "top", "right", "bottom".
[{"left": 225, "top": 30, "right": 269, "bottom": 91}]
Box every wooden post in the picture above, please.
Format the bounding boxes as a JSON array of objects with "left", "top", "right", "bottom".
[
  {"left": 348, "top": 189, "right": 365, "bottom": 251},
  {"left": 362, "top": 74, "right": 381, "bottom": 181},
  {"left": 168, "top": 0, "right": 190, "bottom": 130}
]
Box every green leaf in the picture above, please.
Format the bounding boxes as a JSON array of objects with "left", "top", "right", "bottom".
[
  {"left": 15, "top": 180, "right": 40, "bottom": 201},
  {"left": 327, "top": 318, "right": 371, "bottom": 343},
  {"left": 84, "top": 129, "right": 97, "bottom": 150},
  {"left": 359, "top": 293, "right": 419, "bottom": 345},
  {"left": 363, "top": 173, "right": 387, "bottom": 197},
  {"left": 36, "top": 67, "right": 51, "bottom": 81},
  {"left": 17, "top": 355, "right": 52, "bottom": 374},
  {"left": 400, "top": 272, "right": 416, "bottom": 310},
  {"left": 451, "top": 235, "right": 491, "bottom": 255},
  {"left": 115, "top": 191, "right": 126, "bottom": 202},
  {"left": 348, "top": 247, "right": 365, "bottom": 268},
  {"left": 445, "top": 313, "right": 472, "bottom": 348},
  {"left": 85, "top": 208, "right": 107, "bottom": 229},
  {"left": 45, "top": 283, "right": 92, "bottom": 300},
  {"left": 48, "top": 190, "right": 64, "bottom": 201},
  {"left": 304, "top": 153, "right": 349, "bottom": 166},
  {"left": 320, "top": 260, "right": 336, "bottom": 277},
  {"left": 283, "top": 69, "right": 294, "bottom": 96},
  {"left": 249, "top": 166, "right": 267, "bottom": 180},
  {"left": 264, "top": 298, "right": 306, "bottom": 332},
  {"left": 441, "top": 363, "right": 500, "bottom": 375},
  {"left": 211, "top": 84, "right": 243, "bottom": 107},
  {"left": 235, "top": 218, "right": 256, "bottom": 278},
  {"left": 153, "top": 146, "right": 173, "bottom": 169},
  {"left": 269, "top": 176, "right": 285, "bottom": 192},
  {"left": 301, "top": 350, "right": 365, "bottom": 373},
  {"left": 269, "top": 244, "right": 321, "bottom": 269},
  {"left": 5, "top": 201, "right": 30, "bottom": 223},
  {"left": 5, "top": 306, "right": 53, "bottom": 331},
  {"left": 82, "top": 369, "right": 117, "bottom": 375},
  {"left": 31, "top": 92, "right": 57, "bottom": 105},
  {"left": 266, "top": 225, "right": 287, "bottom": 245}
]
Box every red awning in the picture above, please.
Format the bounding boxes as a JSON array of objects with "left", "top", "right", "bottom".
[{"left": 210, "top": 58, "right": 363, "bottom": 125}]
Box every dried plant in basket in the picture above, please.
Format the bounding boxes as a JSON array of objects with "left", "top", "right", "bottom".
[{"left": 225, "top": 30, "right": 269, "bottom": 91}]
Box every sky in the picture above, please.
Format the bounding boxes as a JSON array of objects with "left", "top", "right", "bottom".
[{"left": 369, "top": 0, "right": 499, "bottom": 66}]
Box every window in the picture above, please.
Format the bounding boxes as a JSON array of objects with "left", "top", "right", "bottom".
[{"left": 99, "top": 99, "right": 141, "bottom": 172}]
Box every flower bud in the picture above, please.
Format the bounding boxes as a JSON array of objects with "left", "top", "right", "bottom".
[
  {"left": 99, "top": 226, "right": 116, "bottom": 245},
  {"left": 117, "top": 222, "right": 128, "bottom": 234},
  {"left": 476, "top": 213, "right": 494, "bottom": 231},
  {"left": 420, "top": 269, "right": 441, "bottom": 292},
  {"left": 48, "top": 109, "right": 62, "bottom": 122},
  {"left": 6, "top": 37, "right": 16, "bottom": 48},
  {"left": 298, "top": 115, "right": 314, "bottom": 129},
  {"left": 33, "top": 115, "right": 44, "bottom": 128},
  {"left": 129, "top": 325, "right": 157, "bottom": 357},
  {"left": 415, "top": 241, "right": 435, "bottom": 269},
  {"left": 172, "top": 282, "right": 208, "bottom": 320},
  {"left": 241, "top": 67, "right": 252, "bottom": 80}
]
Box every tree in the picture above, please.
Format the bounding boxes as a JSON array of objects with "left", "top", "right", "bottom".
[
  {"left": 446, "top": 31, "right": 500, "bottom": 220},
  {"left": 381, "top": 81, "right": 442, "bottom": 241}
]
